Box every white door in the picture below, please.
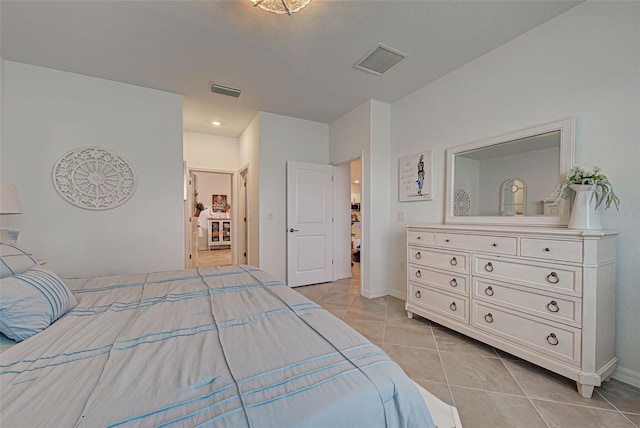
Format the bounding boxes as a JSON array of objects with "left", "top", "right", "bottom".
[{"left": 287, "top": 161, "right": 334, "bottom": 287}]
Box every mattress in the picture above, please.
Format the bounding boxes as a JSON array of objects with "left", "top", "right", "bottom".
[{"left": 1, "top": 265, "right": 455, "bottom": 427}]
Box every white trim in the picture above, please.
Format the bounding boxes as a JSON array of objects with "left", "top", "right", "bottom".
[{"left": 611, "top": 366, "right": 640, "bottom": 388}]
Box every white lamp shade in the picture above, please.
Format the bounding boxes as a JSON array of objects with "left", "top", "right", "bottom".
[{"left": 1, "top": 183, "right": 23, "bottom": 214}]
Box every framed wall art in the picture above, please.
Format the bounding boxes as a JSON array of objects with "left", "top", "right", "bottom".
[
  {"left": 399, "top": 150, "right": 433, "bottom": 202},
  {"left": 212, "top": 194, "right": 228, "bottom": 212}
]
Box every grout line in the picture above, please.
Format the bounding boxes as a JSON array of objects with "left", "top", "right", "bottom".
[
  {"left": 594, "top": 389, "right": 639, "bottom": 426},
  {"left": 500, "top": 356, "right": 551, "bottom": 428},
  {"left": 430, "top": 324, "right": 457, "bottom": 409}
]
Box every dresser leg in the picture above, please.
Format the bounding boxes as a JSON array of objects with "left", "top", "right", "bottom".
[
  {"left": 577, "top": 382, "right": 594, "bottom": 398},
  {"left": 407, "top": 310, "right": 414, "bottom": 319}
]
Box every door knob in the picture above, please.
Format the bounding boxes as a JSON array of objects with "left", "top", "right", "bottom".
[{"left": 289, "top": 228, "right": 299, "bottom": 233}]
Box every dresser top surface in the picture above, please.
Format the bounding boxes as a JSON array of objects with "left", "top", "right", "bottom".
[{"left": 406, "top": 224, "right": 619, "bottom": 238}]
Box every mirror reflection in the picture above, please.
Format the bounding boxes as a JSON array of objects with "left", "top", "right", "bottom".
[
  {"left": 501, "top": 178, "right": 526, "bottom": 216},
  {"left": 453, "top": 130, "right": 560, "bottom": 217}
]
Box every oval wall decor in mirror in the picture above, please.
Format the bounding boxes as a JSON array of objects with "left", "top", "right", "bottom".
[
  {"left": 445, "top": 118, "right": 575, "bottom": 226},
  {"left": 52, "top": 147, "right": 138, "bottom": 210}
]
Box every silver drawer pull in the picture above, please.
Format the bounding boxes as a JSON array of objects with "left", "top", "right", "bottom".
[
  {"left": 484, "top": 286, "right": 494, "bottom": 296},
  {"left": 415, "top": 290, "right": 421, "bottom": 298},
  {"left": 484, "top": 313, "right": 493, "bottom": 323},
  {"left": 546, "top": 272, "right": 559, "bottom": 284},
  {"left": 547, "top": 300, "right": 559, "bottom": 313},
  {"left": 449, "top": 302, "right": 457, "bottom": 311},
  {"left": 546, "top": 333, "right": 559, "bottom": 346},
  {"left": 450, "top": 278, "right": 457, "bottom": 287},
  {"left": 484, "top": 262, "right": 494, "bottom": 272},
  {"left": 415, "top": 251, "right": 422, "bottom": 260},
  {"left": 450, "top": 257, "right": 457, "bottom": 266},
  {"left": 544, "top": 247, "right": 551, "bottom": 252},
  {"left": 415, "top": 270, "right": 422, "bottom": 278}
]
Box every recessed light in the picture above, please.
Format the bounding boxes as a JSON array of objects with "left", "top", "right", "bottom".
[
  {"left": 212, "top": 121, "right": 222, "bottom": 126},
  {"left": 354, "top": 180, "right": 360, "bottom": 184}
]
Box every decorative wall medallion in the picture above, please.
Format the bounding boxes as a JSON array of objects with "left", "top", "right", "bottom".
[
  {"left": 454, "top": 189, "right": 471, "bottom": 216},
  {"left": 52, "top": 147, "right": 137, "bottom": 210}
]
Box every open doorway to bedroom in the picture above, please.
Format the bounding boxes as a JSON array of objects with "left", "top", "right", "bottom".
[
  {"left": 349, "top": 159, "right": 362, "bottom": 286},
  {"left": 192, "top": 170, "right": 234, "bottom": 267},
  {"left": 333, "top": 157, "right": 363, "bottom": 291}
]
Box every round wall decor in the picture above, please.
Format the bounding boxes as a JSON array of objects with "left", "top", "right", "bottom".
[
  {"left": 52, "top": 147, "right": 137, "bottom": 210},
  {"left": 454, "top": 189, "right": 471, "bottom": 216}
]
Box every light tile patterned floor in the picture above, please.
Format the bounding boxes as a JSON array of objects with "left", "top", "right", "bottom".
[{"left": 295, "top": 264, "right": 640, "bottom": 428}]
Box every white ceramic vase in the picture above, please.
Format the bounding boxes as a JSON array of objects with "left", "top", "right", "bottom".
[{"left": 568, "top": 184, "right": 604, "bottom": 230}]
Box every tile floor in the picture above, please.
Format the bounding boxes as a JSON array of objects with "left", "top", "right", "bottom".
[{"left": 295, "top": 264, "right": 640, "bottom": 428}]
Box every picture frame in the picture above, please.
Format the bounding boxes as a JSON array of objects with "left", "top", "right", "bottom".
[
  {"left": 399, "top": 150, "right": 433, "bottom": 201},
  {"left": 212, "top": 194, "right": 228, "bottom": 212}
]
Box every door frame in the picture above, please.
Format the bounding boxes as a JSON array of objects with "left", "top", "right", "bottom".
[
  {"left": 187, "top": 168, "right": 237, "bottom": 265},
  {"left": 332, "top": 156, "right": 363, "bottom": 292},
  {"left": 237, "top": 164, "right": 250, "bottom": 265}
]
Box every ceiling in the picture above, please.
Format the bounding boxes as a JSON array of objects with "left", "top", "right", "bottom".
[{"left": 0, "top": 1, "right": 581, "bottom": 138}]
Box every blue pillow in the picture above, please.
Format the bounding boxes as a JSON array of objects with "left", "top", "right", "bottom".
[
  {"left": 0, "top": 242, "right": 37, "bottom": 278},
  {"left": 0, "top": 266, "right": 77, "bottom": 342}
]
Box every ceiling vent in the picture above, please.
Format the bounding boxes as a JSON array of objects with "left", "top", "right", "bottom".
[
  {"left": 353, "top": 44, "right": 409, "bottom": 76},
  {"left": 210, "top": 82, "right": 242, "bottom": 98}
]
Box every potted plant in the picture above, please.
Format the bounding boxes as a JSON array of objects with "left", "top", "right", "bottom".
[
  {"left": 550, "top": 165, "right": 620, "bottom": 229},
  {"left": 194, "top": 202, "right": 205, "bottom": 217}
]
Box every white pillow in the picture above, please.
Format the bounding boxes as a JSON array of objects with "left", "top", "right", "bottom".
[
  {"left": 0, "top": 242, "right": 37, "bottom": 278},
  {"left": 0, "top": 266, "right": 77, "bottom": 342}
]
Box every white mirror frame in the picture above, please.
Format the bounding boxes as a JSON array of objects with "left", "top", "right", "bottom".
[{"left": 445, "top": 117, "right": 575, "bottom": 227}]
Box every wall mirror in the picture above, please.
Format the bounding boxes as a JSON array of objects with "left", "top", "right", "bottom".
[{"left": 445, "top": 118, "right": 575, "bottom": 226}]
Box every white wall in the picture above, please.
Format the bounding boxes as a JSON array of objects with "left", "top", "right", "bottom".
[
  {"left": 0, "top": 61, "right": 184, "bottom": 277},
  {"left": 258, "top": 111, "right": 329, "bottom": 282},
  {"left": 329, "top": 100, "right": 392, "bottom": 298},
  {"left": 183, "top": 131, "right": 238, "bottom": 171},
  {"left": 389, "top": 1, "right": 640, "bottom": 383},
  {"left": 238, "top": 114, "right": 260, "bottom": 267},
  {"left": 193, "top": 172, "right": 232, "bottom": 211}
]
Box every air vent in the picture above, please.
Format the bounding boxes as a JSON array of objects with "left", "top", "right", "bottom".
[
  {"left": 210, "top": 82, "right": 242, "bottom": 98},
  {"left": 353, "top": 44, "right": 409, "bottom": 76}
]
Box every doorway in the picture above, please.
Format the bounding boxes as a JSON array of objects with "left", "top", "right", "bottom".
[
  {"left": 192, "top": 170, "right": 234, "bottom": 267},
  {"left": 331, "top": 157, "right": 363, "bottom": 292},
  {"left": 349, "top": 159, "right": 362, "bottom": 286}
]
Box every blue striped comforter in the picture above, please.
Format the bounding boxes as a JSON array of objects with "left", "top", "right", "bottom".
[{"left": 1, "top": 265, "right": 434, "bottom": 427}]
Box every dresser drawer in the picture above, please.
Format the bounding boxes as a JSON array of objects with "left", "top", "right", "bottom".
[
  {"left": 521, "top": 238, "right": 583, "bottom": 263},
  {"left": 409, "top": 283, "right": 469, "bottom": 324},
  {"left": 473, "top": 279, "right": 581, "bottom": 325},
  {"left": 409, "top": 265, "right": 468, "bottom": 296},
  {"left": 407, "top": 230, "right": 435, "bottom": 246},
  {"left": 436, "top": 233, "right": 517, "bottom": 256},
  {"left": 473, "top": 256, "right": 581, "bottom": 294},
  {"left": 408, "top": 247, "right": 469, "bottom": 274},
  {"left": 472, "top": 302, "right": 581, "bottom": 366}
]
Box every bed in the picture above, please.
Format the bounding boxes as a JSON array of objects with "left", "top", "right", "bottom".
[{"left": 1, "top": 260, "right": 460, "bottom": 427}]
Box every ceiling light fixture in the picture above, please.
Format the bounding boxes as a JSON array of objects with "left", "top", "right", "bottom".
[
  {"left": 251, "top": 0, "right": 311, "bottom": 16},
  {"left": 212, "top": 121, "right": 222, "bottom": 126}
]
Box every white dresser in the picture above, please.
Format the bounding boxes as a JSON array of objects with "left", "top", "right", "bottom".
[{"left": 406, "top": 224, "right": 618, "bottom": 398}]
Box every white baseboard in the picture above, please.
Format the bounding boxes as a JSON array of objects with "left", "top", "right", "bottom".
[
  {"left": 611, "top": 366, "right": 640, "bottom": 388},
  {"left": 388, "top": 289, "right": 406, "bottom": 301},
  {"left": 335, "top": 271, "right": 352, "bottom": 281},
  {"left": 362, "top": 289, "right": 388, "bottom": 299}
]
